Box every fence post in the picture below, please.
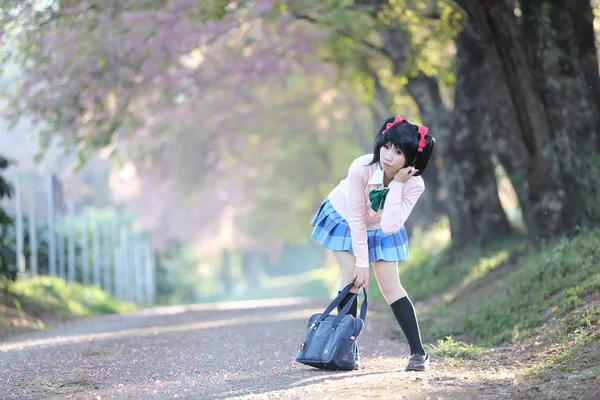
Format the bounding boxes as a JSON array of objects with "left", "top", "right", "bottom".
[
  {"left": 145, "top": 240, "right": 155, "bottom": 307},
  {"left": 47, "top": 174, "right": 57, "bottom": 277},
  {"left": 81, "top": 213, "right": 89, "bottom": 284},
  {"left": 116, "top": 227, "right": 128, "bottom": 300},
  {"left": 113, "top": 243, "right": 122, "bottom": 300},
  {"left": 14, "top": 175, "right": 25, "bottom": 277},
  {"left": 67, "top": 201, "right": 76, "bottom": 282},
  {"left": 102, "top": 220, "right": 113, "bottom": 294},
  {"left": 92, "top": 218, "right": 100, "bottom": 286},
  {"left": 57, "top": 211, "right": 65, "bottom": 279},
  {"left": 134, "top": 236, "right": 144, "bottom": 305},
  {"left": 120, "top": 228, "right": 131, "bottom": 302},
  {"left": 27, "top": 175, "right": 38, "bottom": 275}
]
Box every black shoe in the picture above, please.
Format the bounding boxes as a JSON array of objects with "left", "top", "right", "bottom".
[{"left": 406, "top": 353, "right": 430, "bottom": 371}]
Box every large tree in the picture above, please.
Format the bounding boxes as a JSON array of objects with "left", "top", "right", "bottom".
[
  {"left": 282, "top": 0, "right": 515, "bottom": 245},
  {"left": 454, "top": 0, "right": 600, "bottom": 238}
]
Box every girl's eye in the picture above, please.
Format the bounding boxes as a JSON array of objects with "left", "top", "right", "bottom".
[
  {"left": 383, "top": 144, "right": 390, "bottom": 149},
  {"left": 396, "top": 150, "right": 403, "bottom": 155}
]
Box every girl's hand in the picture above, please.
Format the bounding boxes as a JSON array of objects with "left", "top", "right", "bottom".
[
  {"left": 393, "top": 166, "right": 419, "bottom": 183},
  {"left": 352, "top": 267, "right": 370, "bottom": 290}
]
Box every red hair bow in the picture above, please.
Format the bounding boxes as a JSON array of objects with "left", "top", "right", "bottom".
[
  {"left": 382, "top": 115, "right": 406, "bottom": 135},
  {"left": 417, "top": 126, "right": 428, "bottom": 152},
  {"left": 383, "top": 114, "right": 428, "bottom": 152}
]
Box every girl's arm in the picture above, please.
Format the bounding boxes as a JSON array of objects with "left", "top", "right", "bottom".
[
  {"left": 380, "top": 179, "right": 425, "bottom": 234},
  {"left": 347, "top": 161, "right": 370, "bottom": 269}
]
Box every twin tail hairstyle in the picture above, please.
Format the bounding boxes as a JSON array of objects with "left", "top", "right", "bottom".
[{"left": 368, "top": 115, "right": 435, "bottom": 177}]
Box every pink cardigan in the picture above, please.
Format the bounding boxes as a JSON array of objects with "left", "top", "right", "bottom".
[{"left": 327, "top": 154, "right": 425, "bottom": 268}]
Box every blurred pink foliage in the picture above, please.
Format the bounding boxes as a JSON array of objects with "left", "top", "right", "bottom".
[{"left": 2, "top": 0, "right": 324, "bottom": 149}]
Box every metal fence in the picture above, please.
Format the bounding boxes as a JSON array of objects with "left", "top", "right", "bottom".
[{"left": 6, "top": 172, "right": 156, "bottom": 307}]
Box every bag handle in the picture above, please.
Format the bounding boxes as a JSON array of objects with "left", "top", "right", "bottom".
[
  {"left": 317, "top": 283, "right": 368, "bottom": 326},
  {"left": 331, "top": 285, "right": 368, "bottom": 328},
  {"left": 317, "top": 282, "right": 354, "bottom": 321}
]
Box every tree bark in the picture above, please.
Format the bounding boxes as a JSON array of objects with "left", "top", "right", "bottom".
[
  {"left": 444, "top": 26, "right": 513, "bottom": 246},
  {"left": 455, "top": 0, "right": 590, "bottom": 237},
  {"left": 568, "top": 0, "right": 600, "bottom": 139},
  {"left": 382, "top": 23, "right": 511, "bottom": 246},
  {"left": 485, "top": 68, "right": 530, "bottom": 231},
  {"left": 462, "top": 22, "right": 532, "bottom": 232},
  {"left": 520, "top": 0, "right": 600, "bottom": 227}
]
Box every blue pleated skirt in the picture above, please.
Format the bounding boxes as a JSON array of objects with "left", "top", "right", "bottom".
[{"left": 310, "top": 198, "right": 409, "bottom": 263}]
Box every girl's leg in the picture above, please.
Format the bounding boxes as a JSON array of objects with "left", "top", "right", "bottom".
[
  {"left": 372, "top": 260, "right": 426, "bottom": 356},
  {"left": 333, "top": 250, "right": 362, "bottom": 369},
  {"left": 332, "top": 250, "right": 359, "bottom": 317}
]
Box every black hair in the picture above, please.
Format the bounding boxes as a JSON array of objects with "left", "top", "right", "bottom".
[{"left": 368, "top": 116, "right": 435, "bottom": 177}]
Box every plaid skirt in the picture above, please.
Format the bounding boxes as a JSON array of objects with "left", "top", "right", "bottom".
[{"left": 310, "top": 198, "right": 409, "bottom": 263}]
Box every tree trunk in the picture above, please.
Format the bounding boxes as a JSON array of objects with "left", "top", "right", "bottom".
[
  {"left": 568, "top": 0, "right": 600, "bottom": 140},
  {"left": 443, "top": 26, "right": 513, "bottom": 246},
  {"left": 455, "top": 0, "right": 592, "bottom": 238},
  {"left": 520, "top": 0, "right": 600, "bottom": 226},
  {"left": 463, "top": 22, "right": 532, "bottom": 232},
  {"left": 381, "top": 22, "right": 511, "bottom": 245},
  {"left": 485, "top": 69, "right": 531, "bottom": 231}
]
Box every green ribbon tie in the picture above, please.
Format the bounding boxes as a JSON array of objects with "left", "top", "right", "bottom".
[{"left": 368, "top": 188, "right": 389, "bottom": 212}]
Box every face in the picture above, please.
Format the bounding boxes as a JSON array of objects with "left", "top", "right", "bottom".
[{"left": 380, "top": 142, "right": 407, "bottom": 173}]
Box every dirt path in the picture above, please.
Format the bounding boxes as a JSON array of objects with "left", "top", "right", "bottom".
[{"left": 0, "top": 297, "right": 595, "bottom": 399}]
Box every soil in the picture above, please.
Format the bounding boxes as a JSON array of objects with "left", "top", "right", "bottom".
[{"left": 1, "top": 295, "right": 598, "bottom": 399}]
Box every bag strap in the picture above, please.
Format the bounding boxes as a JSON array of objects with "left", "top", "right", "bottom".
[
  {"left": 317, "top": 282, "right": 354, "bottom": 321},
  {"left": 317, "top": 283, "right": 369, "bottom": 327},
  {"left": 331, "top": 286, "right": 368, "bottom": 328}
]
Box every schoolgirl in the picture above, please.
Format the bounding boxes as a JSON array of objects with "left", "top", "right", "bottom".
[{"left": 310, "top": 115, "right": 435, "bottom": 371}]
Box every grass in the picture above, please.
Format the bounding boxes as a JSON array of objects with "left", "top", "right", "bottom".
[
  {"left": 4, "top": 275, "right": 137, "bottom": 317},
  {"left": 1, "top": 275, "right": 137, "bottom": 339},
  {"left": 368, "top": 220, "right": 600, "bottom": 379},
  {"left": 462, "top": 230, "right": 600, "bottom": 345},
  {"left": 524, "top": 305, "right": 600, "bottom": 381},
  {"left": 370, "top": 222, "right": 600, "bottom": 394},
  {"left": 405, "top": 227, "right": 598, "bottom": 345},
  {"left": 426, "top": 336, "right": 483, "bottom": 360}
]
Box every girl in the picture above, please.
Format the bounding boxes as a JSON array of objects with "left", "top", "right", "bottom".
[{"left": 310, "top": 115, "right": 435, "bottom": 371}]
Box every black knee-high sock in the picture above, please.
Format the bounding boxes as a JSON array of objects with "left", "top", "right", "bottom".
[
  {"left": 337, "top": 290, "right": 358, "bottom": 318},
  {"left": 390, "top": 296, "right": 426, "bottom": 356}
]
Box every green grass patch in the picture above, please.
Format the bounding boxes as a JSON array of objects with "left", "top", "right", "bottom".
[
  {"left": 426, "top": 336, "right": 483, "bottom": 360},
  {"left": 524, "top": 305, "right": 600, "bottom": 380},
  {"left": 378, "top": 223, "right": 600, "bottom": 349},
  {"left": 463, "top": 229, "right": 600, "bottom": 345},
  {"left": 4, "top": 275, "right": 137, "bottom": 317}
]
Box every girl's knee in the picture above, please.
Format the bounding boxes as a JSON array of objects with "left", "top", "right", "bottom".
[{"left": 378, "top": 281, "right": 407, "bottom": 305}]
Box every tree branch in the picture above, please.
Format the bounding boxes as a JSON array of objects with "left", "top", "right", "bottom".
[{"left": 291, "top": 12, "right": 391, "bottom": 59}]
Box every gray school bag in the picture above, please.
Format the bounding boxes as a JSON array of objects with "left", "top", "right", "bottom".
[{"left": 295, "top": 283, "right": 368, "bottom": 371}]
